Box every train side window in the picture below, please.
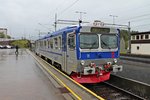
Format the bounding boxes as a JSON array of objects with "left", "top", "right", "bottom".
[
  {"left": 132, "top": 35, "right": 135, "bottom": 40},
  {"left": 58, "top": 36, "right": 62, "bottom": 50},
  {"left": 48, "top": 40, "right": 50, "bottom": 48},
  {"left": 136, "top": 35, "right": 139, "bottom": 40},
  {"left": 137, "top": 46, "right": 139, "bottom": 50},
  {"left": 46, "top": 41, "right": 47, "bottom": 48},
  {"left": 38, "top": 42, "right": 40, "bottom": 47},
  {"left": 39, "top": 41, "right": 41, "bottom": 47},
  {"left": 140, "top": 35, "right": 143, "bottom": 40},
  {"left": 42, "top": 41, "right": 43, "bottom": 47},
  {"left": 54, "top": 38, "right": 58, "bottom": 49},
  {"left": 145, "top": 34, "right": 149, "bottom": 39},
  {"left": 42, "top": 40, "right": 45, "bottom": 48},
  {"left": 68, "top": 34, "right": 75, "bottom": 50},
  {"left": 42, "top": 41, "right": 44, "bottom": 47},
  {"left": 44, "top": 41, "right": 46, "bottom": 48},
  {"left": 47, "top": 41, "right": 48, "bottom": 48},
  {"left": 50, "top": 39, "right": 53, "bottom": 49}
]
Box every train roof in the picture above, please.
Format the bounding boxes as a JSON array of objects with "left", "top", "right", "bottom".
[
  {"left": 38, "top": 26, "right": 79, "bottom": 40},
  {"left": 37, "top": 21, "right": 120, "bottom": 41}
]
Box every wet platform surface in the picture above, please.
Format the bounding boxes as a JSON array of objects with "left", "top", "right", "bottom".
[{"left": 0, "top": 49, "right": 65, "bottom": 100}]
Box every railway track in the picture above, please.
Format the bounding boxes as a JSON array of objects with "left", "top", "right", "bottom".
[
  {"left": 30, "top": 50, "right": 149, "bottom": 100},
  {"left": 84, "top": 82, "right": 145, "bottom": 100},
  {"left": 83, "top": 74, "right": 150, "bottom": 100},
  {"left": 108, "top": 74, "right": 150, "bottom": 99},
  {"left": 39, "top": 53, "right": 149, "bottom": 100}
]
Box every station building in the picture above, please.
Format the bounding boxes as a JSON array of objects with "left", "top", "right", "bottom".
[
  {"left": 131, "top": 31, "right": 150, "bottom": 55},
  {"left": 0, "top": 28, "right": 7, "bottom": 34},
  {"left": 0, "top": 28, "right": 8, "bottom": 41}
]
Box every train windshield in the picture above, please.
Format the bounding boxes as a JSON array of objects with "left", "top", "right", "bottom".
[
  {"left": 80, "top": 33, "right": 99, "bottom": 49},
  {"left": 101, "top": 34, "right": 117, "bottom": 49}
]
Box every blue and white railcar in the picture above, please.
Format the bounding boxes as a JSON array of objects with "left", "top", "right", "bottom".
[{"left": 35, "top": 21, "right": 122, "bottom": 83}]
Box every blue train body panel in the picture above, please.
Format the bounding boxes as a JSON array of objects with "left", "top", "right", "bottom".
[{"left": 78, "top": 51, "right": 119, "bottom": 60}]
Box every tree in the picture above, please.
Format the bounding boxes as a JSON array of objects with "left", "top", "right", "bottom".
[
  {"left": 10, "top": 39, "right": 30, "bottom": 48},
  {"left": 120, "top": 30, "right": 138, "bottom": 49},
  {"left": 0, "top": 32, "right": 11, "bottom": 38},
  {"left": 0, "top": 32, "right": 5, "bottom": 38}
]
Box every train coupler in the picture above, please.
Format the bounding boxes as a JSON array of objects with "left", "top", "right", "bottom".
[{"left": 112, "top": 65, "right": 123, "bottom": 72}]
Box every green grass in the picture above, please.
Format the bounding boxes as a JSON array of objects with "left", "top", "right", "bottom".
[{"left": 11, "top": 39, "right": 29, "bottom": 48}]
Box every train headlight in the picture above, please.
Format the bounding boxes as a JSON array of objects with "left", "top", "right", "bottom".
[
  {"left": 113, "top": 59, "right": 117, "bottom": 64},
  {"left": 80, "top": 60, "right": 85, "bottom": 66}
]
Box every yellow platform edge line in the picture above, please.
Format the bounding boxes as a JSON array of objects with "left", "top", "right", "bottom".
[
  {"left": 28, "top": 50, "right": 81, "bottom": 100},
  {"left": 27, "top": 50, "right": 105, "bottom": 100}
]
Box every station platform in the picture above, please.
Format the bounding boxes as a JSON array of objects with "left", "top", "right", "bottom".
[
  {"left": 116, "top": 57, "right": 150, "bottom": 84},
  {"left": 0, "top": 49, "right": 66, "bottom": 100},
  {"left": 1, "top": 48, "right": 149, "bottom": 99}
]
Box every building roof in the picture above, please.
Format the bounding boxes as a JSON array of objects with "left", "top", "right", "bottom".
[
  {"left": 131, "top": 31, "right": 150, "bottom": 35},
  {"left": 0, "top": 28, "right": 7, "bottom": 30}
]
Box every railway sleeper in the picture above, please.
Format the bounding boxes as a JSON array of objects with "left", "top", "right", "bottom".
[
  {"left": 41, "top": 55, "right": 46, "bottom": 60},
  {"left": 53, "top": 62, "right": 62, "bottom": 71},
  {"left": 47, "top": 58, "right": 53, "bottom": 65}
]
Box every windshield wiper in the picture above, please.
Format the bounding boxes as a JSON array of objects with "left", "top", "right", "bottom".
[
  {"left": 89, "top": 41, "right": 97, "bottom": 49},
  {"left": 101, "top": 40, "right": 111, "bottom": 49},
  {"left": 80, "top": 42, "right": 97, "bottom": 49}
]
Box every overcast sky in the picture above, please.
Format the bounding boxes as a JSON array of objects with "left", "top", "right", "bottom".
[{"left": 0, "top": 0, "right": 150, "bottom": 39}]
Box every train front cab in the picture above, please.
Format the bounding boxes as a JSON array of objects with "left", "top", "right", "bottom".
[{"left": 68, "top": 26, "right": 123, "bottom": 83}]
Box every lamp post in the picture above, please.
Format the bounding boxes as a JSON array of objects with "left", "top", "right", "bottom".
[
  {"left": 128, "top": 21, "right": 131, "bottom": 53},
  {"left": 75, "top": 11, "right": 86, "bottom": 21},
  {"left": 109, "top": 15, "right": 118, "bottom": 24}
]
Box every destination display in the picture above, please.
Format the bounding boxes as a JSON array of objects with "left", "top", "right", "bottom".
[{"left": 91, "top": 27, "right": 110, "bottom": 33}]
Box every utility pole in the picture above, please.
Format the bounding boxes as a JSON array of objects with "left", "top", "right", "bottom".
[
  {"left": 128, "top": 21, "right": 131, "bottom": 53},
  {"left": 109, "top": 15, "right": 118, "bottom": 24},
  {"left": 5, "top": 28, "right": 7, "bottom": 39},
  {"left": 75, "top": 11, "right": 86, "bottom": 26},
  {"left": 38, "top": 30, "right": 41, "bottom": 39},
  {"left": 54, "top": 13, "right": 57, "bottom": 31},
  {"left": 75, "top": 11, "right": 86, "bottom": 21}
]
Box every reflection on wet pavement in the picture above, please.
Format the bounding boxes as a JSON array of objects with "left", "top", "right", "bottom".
[{"left": 0, "top": 49, "right": 65, "bottom": 100}]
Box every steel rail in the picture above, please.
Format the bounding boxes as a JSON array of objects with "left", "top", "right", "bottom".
[{"left": 104, "top": 82, "right": 146, "bottom": 100}]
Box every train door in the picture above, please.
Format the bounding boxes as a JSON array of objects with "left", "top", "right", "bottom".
[
  {"left": 62, "top": 32, "right": 67, "bottom": 72},
  {"left": 66, "top": 32, "right": 76, "bottom": 74}
]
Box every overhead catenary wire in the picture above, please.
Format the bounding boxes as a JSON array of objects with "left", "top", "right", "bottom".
[
  {"left": 108, "top": 3, "right": 150, "bottom": 32},
  {"left": 38, "top": 23, "right": 53, "bottom": 32},
  {"left": 111, "top": 2, "right": 150, "bottom": 17},
  {"left": 49, "top": 0, "right": 68, "bottom": 15},
  {"left": 117, "top": 13, "right": 150, "bottom": 31},
  {"left": 129, "top": 13, "right": 150, "bottom": 20},
  {"left": 128, "top": 17, "right": 150, "bottom": 23},
  {"left": 115, "top": 2, "right": 150, "bottom": 21},
  {"left": 48, "top": 0, "right": 150, "bottom": 32},
  {"left": 48, "top": 0, "right": 80, "bottom": 31},
  {"left": 118, "top": 13, "right": 150, "bottom": 23},
  {"left": 132, "top": 23, "right": 150, "bottom": 28},
  {"left": 58, "top": 0, "right": 79, "bottom": 17}
]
